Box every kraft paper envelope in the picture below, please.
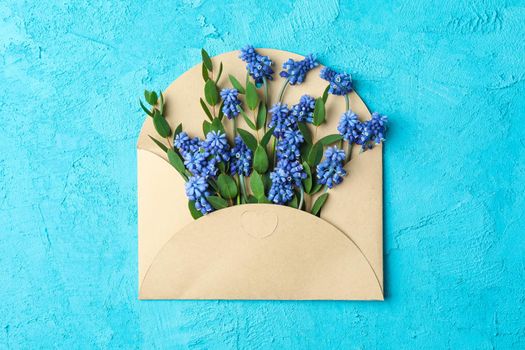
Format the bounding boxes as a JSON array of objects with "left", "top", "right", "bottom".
[{"left": 137, "top": 49, "right": 383, "bottom": 300}]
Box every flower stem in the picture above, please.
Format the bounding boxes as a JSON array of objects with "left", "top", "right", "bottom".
[
  {"left": 346, "top": 142, "right": 353, "bottom": 163},
  {"left": 344, "top": 94, "right": 350, "bottom": 111},
  {"left": 272, "top": 137, "right": 277, "bottom": 166},
  {"left": 278, "top": 79, "right": 289, "bottom": 102},
  {"left": 299, "top": 186, "right": 305, "bottom": 210},
  {"left": 263, "top": 77, "right": 269, "bottom": 105},
  {"left": 239, "top": 174, "right": 248, "bottom": 202}
]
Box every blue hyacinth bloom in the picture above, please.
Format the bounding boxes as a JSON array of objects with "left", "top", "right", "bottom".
[
  {"left": 320, "top": 67, "right": 353, "bottom": 95},
  {"left": 337, "top": 111, "right": 365, "bottom": 144},
  {"left": 364, "top": 112, "right": 388, "bottom": 146},
  {"left": 269, "top": 103, "right": 296, "bottom": 138},
  {"left": 185, "top": 176, "right": 213, "bottom": 215},
  {"left": 276, "top": 159, "right": 306, "bottom": 187},
  {"left": 220, "top": 88, "right": 241, "bottom": 119},
  {"left": 173, "top": 132, "right": 202, "bottom": 156},
  {"left": 279, "top": 54, "right": 319, "bottom": 85},
  {"left": 291, "top": 95, "right": 315, "bottom": 123},
  {"left": 316, "top": 147, "right": 347, "bottom": 189},
  {"left": 268, "top": 167, "right": 295, "bottom": 204},
  {"left": 183, "top": 150, "right": 218, "bottom": 178},
  {"left": 229, "top": 136, "right": 253, "bottom": 176},
  {"left": 269, "top": 124, "right": 306, "bottom": 203},
  {"left": 202, "top": 130, "right": 230, "bottom": 162},
  {"left": 276, "top": 129, "right": 303, "bottom": 161},
  {"left": 239, "top": 45, "right": 274, "bottom": 85}
]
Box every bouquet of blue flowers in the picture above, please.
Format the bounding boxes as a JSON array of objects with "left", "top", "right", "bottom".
[{"left": 140, "top": 46, "right": 388, "bottom": 219}]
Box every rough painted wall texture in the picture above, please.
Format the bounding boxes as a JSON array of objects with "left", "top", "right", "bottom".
[{"left": 1, "top": 0, "right": 524, "bottom": 349}]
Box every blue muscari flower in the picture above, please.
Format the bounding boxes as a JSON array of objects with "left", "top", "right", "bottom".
[
  {"left": 183, "top": 150, "right": 218, "bottom": 178},
  {"left": 239, "top": 45, "right": 274, "bottom": 85},
  {"left": 363, "top": 112, "right": 388, "bottom": 147},
  {"left": 337, "top": 111, "right": 364, "bottom": 144},
  {"left": 320, "top": 67, "right": 353, "bottom": 95},
  {"left": 316, "top": 147, "right": 347, "bottom": 189},
  {"left": 230, "top": 136, "right": 252, "bottom": 176},
  {"left": 220, "top": 88, "right": 241, "bottom": 119},
  {"left": 276, "top": 129, "right": 303, "bottom": 160},
  {"left": 269, "top": 126, "right": 306, "bottom": 204},
  {"left": 276, "top": 159, "right": 306, "bottom": 187},
  {"left": 185, "top": 176, "right": 213, "bottom": 215},
  {"left": 174, "top": 132, "right": 201, "bottom": 156},
  {"left": 269, "top": 103, "right": 296, "bottom": 138},
  {"left": 202, "top": 130, "right": 230, "bottom": 162},
  {"left": 279, "top": 54, "right": 319, "bottom": 85},
  {"left": 291, "top": 95, "right": 315, "bottom": 123},
  {"left": 268, "top": 167, "right": 295, "bottom": 204}
]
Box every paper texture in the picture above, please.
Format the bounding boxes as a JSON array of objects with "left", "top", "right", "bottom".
[{"left": 137, "top": 49, "right": 383, "bottom": 300}]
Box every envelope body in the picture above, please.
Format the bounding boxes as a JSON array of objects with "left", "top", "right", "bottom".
[{"left": 137, "top": 49, "right": 384, "bottom": 300}]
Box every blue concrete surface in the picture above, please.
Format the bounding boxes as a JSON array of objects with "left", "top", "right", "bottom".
[{"left": 1, "top": 0, "right": 524, "bottom": 348}]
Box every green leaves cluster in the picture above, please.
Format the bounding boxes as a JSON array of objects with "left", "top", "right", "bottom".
[{"left": 141, "top": 89, "right": 172, "bottom": 139}]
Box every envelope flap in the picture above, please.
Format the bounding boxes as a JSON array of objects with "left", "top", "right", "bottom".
[{"left": 139, "top": 204, "right": 383, "bottom": 300}]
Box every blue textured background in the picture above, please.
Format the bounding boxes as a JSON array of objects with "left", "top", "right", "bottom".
[{"left": 1, "top": 0, "right": 524, "bottom": 348}]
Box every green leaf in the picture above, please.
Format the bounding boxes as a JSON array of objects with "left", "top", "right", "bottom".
[
  {"left": 210, "top": 117, "right": 224, "bottom": 133},
  {"left": 201, "top": 62, "right": 209, "bottom": 81},
  {"left": 301, "top": 143, "right": 311, "bottom": 160},
  {"left": 256, "top": 102, "right": 267, "bottom": 130},
  {"left": 174, "top": 123, "right": 183, "bottom": 137},
  {"left": 311, "top": 193, "right": 329, "bottom": 216},
  {"left": 201, "top": 48, "right": 213, "bottom": 71},
  {"left": 245, "top": 82, "right": 259, "bottom": 110},
  {"left": 188, "top": 201, "right": 203, "bottom": 219},
  {"left": 204, "top": 79, "right": 219, "bottom": 106},
  {"left": 297, "top": 122, "right": 312, "bottom": 144},
  {"left": 167, "top": 149, "right": 187, "bottom": 179},
  {"left": 262, "top": 173, "right": 271, "bottom": 191},
  {"left": 260, "top": 127, "right": 275, "bottom": 148},
  {"left": 319, "top": 134, "right": 343, "bottom": 146},
  {"left": 307, "top": 142, "right": 323, "bottom": 167},
  {"left": 311, "top": 183, "right": 323, "bottom": 195},
  {"left": 302, "top": 162, "right": 312, "bottom": 193},
  {"left": 241, "top": 110, "right": 257, "bottom": 130},
  {"left": 153, "top": 111, "right": 171, "bottom": 137},
  {"left": 250, "top": 171, "right": 265, "bottom": 199},
  {"left": 217, "top": 174, "right": 238, "bottom": 199},
  {"left": 148, "top": 135, "right": 168, "bottom": 153},
  {"left": 312, "top": 98, "right": 326, "bottom": 126},
  {"left": 140, "top": 99, "right": 154, "bottom": 117},
  {"left": 288, "top": 194, "right": 298, "bottom": 209},
  {"left": 207, "top": 195, "right": 228, "bottom": 209},
  {"left": 208, "top": 178, "right": 219, "bottom": 193},
  {"left": 215, "top": 62, "right": 223, "bottom": 84},
  {"left": 247, "top": 195, "right": 258, "bottom": 204},
  {"left": 203, "top": 120, "right": 212, "bottom": 136},
  {"left": 228, "top": 74, "right": 245, "bottom": 94},
  {"left": 253, "top": 145, "right": 269, "bottom": 173},
  {"left": 144, "top": 90, "right": 158, "bottom": 106},
  {"left": 217, "top": 161, "right": 226, "bottom": 174},
  {"left": 200, "top": 98, "right": 213, "bottom": 121},
  {"left": 257, "top": 196, "right": 272, "bottom": 204},
  {"left": 237, "top": 128, "right": 257, "bottom": 152},
  {"left": 322, "top": 85, "right": 330, "bottom": 104}
]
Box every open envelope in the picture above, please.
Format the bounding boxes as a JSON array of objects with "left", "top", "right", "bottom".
[{"left": 137, "top": 49, "right": 384, "bottom": 300}]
